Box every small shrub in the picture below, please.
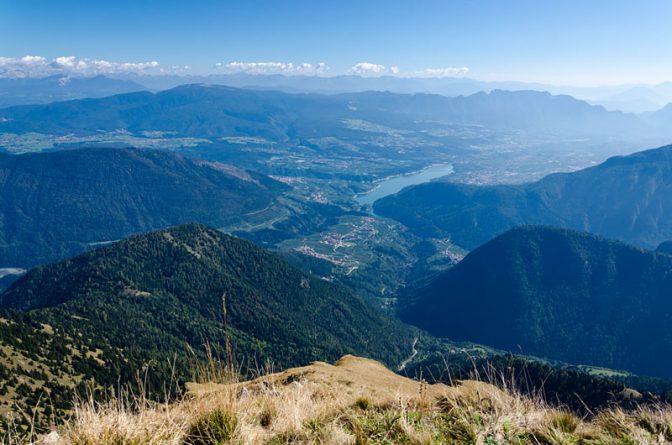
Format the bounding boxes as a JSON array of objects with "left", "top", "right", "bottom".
[
  {"left": 71, "top": 431, "right": 144, "bottom": 445},
  {"left": 405, "top": 410, "right": 423, "bottom": 426},
  {"left": 550, "top": 412, "right": 580, "bottom": 433},
  {"left": 636, "top": 410, "right": 672, "bottom": 441},
  {"left": 265, "top": 430, "right": 305, "bottom": 444},
  {"left": 435, "top": 413, "right": 477, "bottom": 445},
  {"left": 354, "top": 397, "right": 370, "bottom": 411},
  {"left": 303, "top": 417, "right": 327, "bottom": 441},
  {"left": 347, "top": 411, "right": 409, "bottom": 444},
  {"left": 183, "top": 407, "right": 237, "bottom": 445},
  {"left": 595, "top": 409, "right": 631, "bottom": 437},
  {"left": 259, "top": 404, "right": 276, "bottom": 428}
]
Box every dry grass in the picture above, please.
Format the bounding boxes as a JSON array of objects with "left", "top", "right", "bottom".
[{"left": 11, "top": 355, "right": 672, "bottom": 444}]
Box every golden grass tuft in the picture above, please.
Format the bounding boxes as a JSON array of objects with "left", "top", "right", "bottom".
[{"left": 182, "top": 407, "right": 237, "bottom": 445}]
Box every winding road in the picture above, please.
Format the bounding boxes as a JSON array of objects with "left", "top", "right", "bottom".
[{"left": 398, "top": 337, "right": 418, "bottom": 371}]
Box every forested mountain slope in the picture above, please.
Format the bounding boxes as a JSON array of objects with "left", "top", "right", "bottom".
[
  {"left": 0, "top": 147, "right": 284, "bottom": 267},
  {"left": 403, "top": 226, "right": 672, "bottom": 378}
]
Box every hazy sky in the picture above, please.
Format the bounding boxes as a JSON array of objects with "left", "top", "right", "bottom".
[{"left": 1, "top": 0, "right": 671, "bottom": 86}]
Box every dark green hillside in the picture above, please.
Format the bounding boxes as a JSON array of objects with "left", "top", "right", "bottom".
[
  {"left": 375, "top": 144, "right": 672, "bottom": 249},
  {"left": 403, "top": 226, "right": 672, "bottom": 379},
  {"left": 0, "top": 224, "right": 418, "bottom": 420},
  {"left": 0, "top": 147, "right": 284, "bottom": 267},
  {"left": 1, "top": 223, "right": 417, "bottom": 365}
]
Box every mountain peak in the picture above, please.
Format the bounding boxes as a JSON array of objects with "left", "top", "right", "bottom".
[{"left": 0, "top": 221, "right": 416, "bottom": 363}]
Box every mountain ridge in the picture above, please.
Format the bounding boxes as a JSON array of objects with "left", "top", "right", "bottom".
[
  {"left": 0, "top": 84, "right": 655, "bottom": 140},
  {"left": 375, "top": 144, "right": 672, "bottom": 249}
]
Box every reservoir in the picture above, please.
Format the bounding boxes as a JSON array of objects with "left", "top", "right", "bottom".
[{"left": 355, "top": 163, "right": 454, "bottom": 206}]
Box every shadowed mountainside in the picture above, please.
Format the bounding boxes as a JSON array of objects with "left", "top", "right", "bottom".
[
  {"left": 403, "top": 226, "right": 672, "bottom": 378},
  {"left": 0, "top": 147, "right": 285, "bottom": 267}
]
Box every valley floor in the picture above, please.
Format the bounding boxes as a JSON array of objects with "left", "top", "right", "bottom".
[{"left": 22, "top": 356, "right": 672, "bottom": 445}]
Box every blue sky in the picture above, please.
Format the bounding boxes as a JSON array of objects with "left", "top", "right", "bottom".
[{"left": 1, "top": 0, "right": 671, "bottom": 85}]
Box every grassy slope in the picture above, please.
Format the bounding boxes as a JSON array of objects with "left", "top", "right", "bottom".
[{"left": 27, "top": 355, "right": 672, "bottom": 445}]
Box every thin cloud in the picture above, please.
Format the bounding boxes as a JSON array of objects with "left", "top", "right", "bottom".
[
  {"left": 0, "top": 55, "right": 470, "bottom": 79},
  {"left": 20, "top": 55, "right": 47, "bottom": 65},
  {"left": 414, "top": 67, "right": 470, "bottom": 78},
  {"left": 0, "top": 55, "right": 163, "bottom": 78},
  {"left": 214, "top": 61, "right": 329, "bottom": 76},
  {"left": 348, "top": 62, "right": 389, "bottom": 76}
]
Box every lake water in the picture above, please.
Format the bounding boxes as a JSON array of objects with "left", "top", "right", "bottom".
[
  {"left": 355, "top": 163, "right": 454, "bottom": 206},
  {"left": 0, "top": 268, "right": 26, "bottom": 279}
]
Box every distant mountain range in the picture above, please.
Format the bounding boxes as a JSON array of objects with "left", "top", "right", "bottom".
[
  {"left": 121, "top": 74, "right": 672, "bottom": 113},
  {"left": 3, "top": 73, "right": 672, "bottom": 113},
  {"left": 0, "top": 223, "right": 419, "bottom": 418},
  {"left": 375, "top": 144, "right": 672, "bottom": 249},
  {"left": 99, "top": 73, "right": 672, "bottom": 113},
  {"left": 0, "top": 84, "right": 662, "bottom": 141},
  {"left": 0, "top": 147, "right": 284, "bottom": 268},
  {"left": 403, "top": 226, "right": 672, "bottom": 379},
  {"left": 593, "top": 82, "right": 672, "bottom": 113},
  {"left": 0, "top": 75, "right": 145, "bottom": 108},
  {"left": 121, "top": 73, "right": 548, "bottom": 97}
]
